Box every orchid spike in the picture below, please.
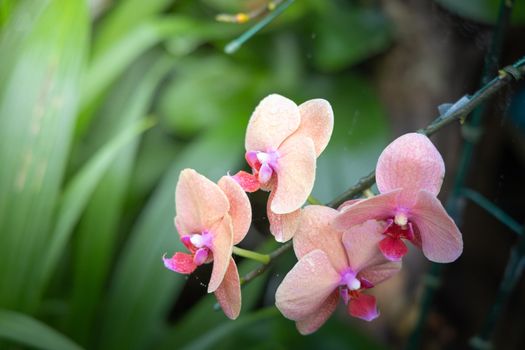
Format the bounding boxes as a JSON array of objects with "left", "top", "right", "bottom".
[
  {"left": 163, "top": 169, "right": 251, "bottom": 319},
  {"left": 275, "top": 206, "right": 401, "bottom": 334},
  {"left": 335, "top": 133, "right": 463, "bottom": 263},
  {"left": 233, "top": 94, "right": 334, "bottom": 242}
]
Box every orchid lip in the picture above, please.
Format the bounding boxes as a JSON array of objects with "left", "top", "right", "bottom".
[
  {"left": 340, "top": 269, "right": 361, "bottom": 291},
  {"left": 189, "top": 230, "right": 213, "bottom": 249},
  {"left": 246, "top": 149, "right": 280, "bottom": 184}
]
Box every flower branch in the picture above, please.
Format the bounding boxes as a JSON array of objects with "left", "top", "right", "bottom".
[{"left": 239, "top": 55, "right": 525, "bottom": 287}]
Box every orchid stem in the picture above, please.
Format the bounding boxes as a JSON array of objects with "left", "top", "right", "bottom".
[
  {"left": 363, "top": 189, "right": 375, "bottom": 198},
  {"left": 224, "top": 0, "right": 294, "bottom": 54},
  {"left": 240, "top": 54, "right": 525, "bottom": 289},
  {"left": 307, "top": 195, "right": 321, "bottom": 205},
  {"left": 232, "top": 246, "right": 270, "bottom": 264}
]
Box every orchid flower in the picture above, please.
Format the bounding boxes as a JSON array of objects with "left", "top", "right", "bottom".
[
  {"left": 275, "top": 206, "right": 401, "bottom": 334},
  {"left": 335, "top": 133, "right": 463, "bottom": 263},
  {"left": 163, "top": 169, "right": 251, "bottom": 319},
  {"left": 234, "top": 94, "right": 334, "bottom": 242}
]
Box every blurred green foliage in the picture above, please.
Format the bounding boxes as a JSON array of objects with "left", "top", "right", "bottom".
[
  {"left": 435, "top": 0, "right": 525, "bottom": 24},
  {"left": 0, "top": 0, "right": 396, "bottom": 349}
]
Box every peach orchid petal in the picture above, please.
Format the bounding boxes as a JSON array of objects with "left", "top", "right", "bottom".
[
  {"left": 358, "top": 261, "right": 401, "bottom": 286},
  {"left": 334, "top": 190, "right": 401, "bottom": 231},
  {"left": 270, "top": 136, "right": 316, "bottom": 214},
  {"left": 337, "top": 198, "right": 362, "bottom": 211},
  {"left": 245, "top": 94, "right": 301, "bottom": 152},
  {"left": 293, "top": 205, "right": 348, "bottom": 272},
  {"left": 296, "top": 291, "right": 339, "bottom": 335},
  {"left": 376, "top": 133, "right": 445, "bottom": 203},
  {"left": 294, "top": 99, "right": 334, "bottom": 156},
  {"left": 208, "top": 216, "right": 234, "bottom": 292},
  {"left": 341, "top": 220, "right": 387, "bottom": 273},
  {"left": 268, "top": 206, "right": 301, "bottom": 243},
  {"left": 275, "top": 249, "right": 341, "bottom": 321},
  {"left": 175, "top": 169, "right": 230, "bottom": 234},
  {"left": 218, "top": 176, "right": 252, "bottom": 245},
  {"left": 214, "top": 257, "right": 241, "bottom": 320},
  {"left": 410, "top": 190, "right": 463, "bottom": 263}
]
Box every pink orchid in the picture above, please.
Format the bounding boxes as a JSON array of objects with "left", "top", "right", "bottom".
[
  {"left": 275, "top": 206, "right": 401, "bottom": 334},
  {"left": 163, "top": 169, "right": 251, "bottom": 319},
  {"left": 335, "top": 133, "right": 463, "bottom": 263},
  {"left": 233, "top": 94, "right": 334, "bottom": 242}
]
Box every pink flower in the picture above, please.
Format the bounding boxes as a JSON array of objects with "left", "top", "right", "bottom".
[
  {"left": 233, "top": 94, "right": 334, "bottom": 242},
  {"left": 275, "top": 206, "right": 401, "bottom": 334},
  {"left": 163, "top": 169, "right": 251, "bottom": 319},
  {"left": 335, "top": 133, "right": 463, "bottom": 263}
]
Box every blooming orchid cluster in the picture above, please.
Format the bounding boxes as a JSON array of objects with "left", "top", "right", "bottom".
[{"left": 162, "top": 94, "right": 463, "bottom": 333}]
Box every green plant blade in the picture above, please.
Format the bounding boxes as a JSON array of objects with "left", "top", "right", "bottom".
[
  {"left": 0, "top": 309, "right": 83, "bottom": 350},
  {"left": 35, "top": 118, "right": 155, "bottom": 304},
  {"left": 0, "top": 0, "right": 88, "bottom": 312},
  {"left": 78, "top": 16, "right": 240, "bottom": 136},
  {"left": 181, "top": 307, "right": 280, "bottom": 350},
  {"left": 92, "top": 0, "right": 174, "bottom": 56},
  {"left": 97, "top": 116, "right": 246, "bottom": 350},
  {"left": 66, "top": 53, "right": 173, "bottom": 346}
]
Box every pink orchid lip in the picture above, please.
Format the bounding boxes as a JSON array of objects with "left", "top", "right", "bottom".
[
  {"left": 338, "top": 269, "right": 369, "bottom": 306},
  {"left": 245, "top": 150, "right": 280, "bottom": 184},
  {"left": 179, "top": 230, "right": 214, "bottom": 267}
]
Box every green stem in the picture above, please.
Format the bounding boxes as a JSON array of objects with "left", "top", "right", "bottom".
[
  {"left": 406, "top": 1, "right": 515, "bottom": 349},
  {"left": 232, "top": 246, "right": 270, "bottom": 264},
  {"left": 241, "top": 54, "right": 525, "bottom": 288},
  {"left": 461, "top": 188, "right": 522, "bottom": 236},
  {"left": 307, "top": 195, "right": 322, "bottom": 205},
  {"left": 470, "top": 230, "right": 525, "bottom": 348},
  {"left": 224, "top": 0, "right": 294, "bottom": 54}
]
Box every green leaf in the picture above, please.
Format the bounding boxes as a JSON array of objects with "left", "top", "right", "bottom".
[
  {"left": 312, "top": 4, "right": 391, "bottom": 72},
  {"left": 35, "top": 118, "right": 155, "bottom": 306},
  {"left": 0, "top": 309, "right": 83, "bottom": 350},
  {"left": 97, "top": 115, "right": 246, "bottom": 350},
  {"left": 92, "top": 0, "right": 174, "bottom": 56},
  {"left": 434, "top": 0, "right": 525, "bottom": 24},
  {"left": 78, "top": 16, "right": 240, "bottom": 137},
  {"left": 0, "top": 0, "right": 88, "bottom": 312},
  {"left": 157, "top": 55, "right": 258, "bottom": 137},
  {"left": 180, "top": 307, "right": 280, "bottom": 350},
  {"left": 66, "top": 52, "right": 173, "bottom": 346}
]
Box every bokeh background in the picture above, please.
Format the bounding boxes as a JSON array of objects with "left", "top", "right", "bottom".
[{"left": 1, "top": 0, "right": 525, "bottom": 349}]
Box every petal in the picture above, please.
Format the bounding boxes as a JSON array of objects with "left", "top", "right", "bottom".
[
  {"left": 293, "top": 205, "right": 348, "bottom": 272},
  {"left": 231, "top": 171, "right": 260, "bottom": 193},
  {"left": 358, "top": 260, "right": 401, "bottom": 287},
  {"left": 341, "top": 220, "right": 387, "bottom": 272},
  {"left": 271, "top": 136, "right": 316, "bottom": 214},
  {"left": 214, "top": 258, "right": 241, "bottom": 320},
  {"left": 208, "top": 216, "right": 234, "bottom": 292},
  {"left": 337, "top": 198, "right": 362, "bottom": 211},
  {"left": 268, "top": 207, "right": 301, "bottom": 243},
  {"left": 245, "top": 94, "right": 301, "bottom": 152},
  {"left": 163, "top": 252, "right": 197, "bottom": 274},
  {"left": 410, "top": 190, "right": 463, "bottom": 263},
  {"left": 218, "top": 176, "right": 252, "bottom": 245},
  {"left": 348, "top": 293, "right": 379, "bottom": 322},
  {"left": 294, "top": 99, "right": 334, "bottom": 157},
  {"left": 376, "top": 133, "right": 445, "bottom": 202},
  {"left": 334, "top": 190, "right": 401, "bottom": 231},
  {"left": 295, "top": 291, "right": 338, "bottom": 335},
  {"left": 275, "top": 250, "right": 341, "bottom": 321},
  {"left": 378, "top": 236, "right": 408, "bottom": 262},
  {"left": 175, "top": 169, "right": 229, "bottom": 234}
]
